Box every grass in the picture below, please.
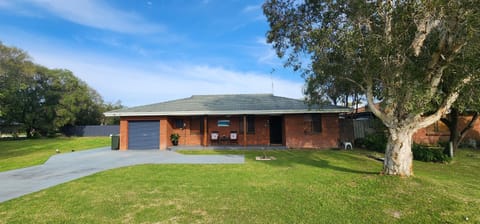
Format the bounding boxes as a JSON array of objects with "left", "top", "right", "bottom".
[
  {"left": 0, "top": 137, "right": 110, "bottom": 172},
  {"left": 0, "top": 148, "right": 479, "bottom": 223}
]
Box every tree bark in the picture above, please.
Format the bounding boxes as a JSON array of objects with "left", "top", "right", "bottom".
[
  {"left": 458, "top": 112, "right": 479, "bottom": 148},
  {"left": 441, "top": 110, "right": 479, "bottom": 156},
  {"left": 383, "top": 127, "right": 415, "bottom": 177},
  {"left": 446, "top": 108, "right": 459, "bottom": 156}
]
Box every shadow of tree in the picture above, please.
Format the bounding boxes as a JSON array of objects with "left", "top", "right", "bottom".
[{"left": 214, "top": 149, "right": 381, "bottom": 175}]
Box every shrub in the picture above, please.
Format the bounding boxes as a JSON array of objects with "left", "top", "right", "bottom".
[
  {"left": 363, "top": 133, "right": 387, "bottom": 153},
  {"left": 412, "top": 144, "right": 451, "bottom": 163},
  {"left": 437, "top": 141, "right": 449, "bottom": 149},
  {"left": 458, "top": 139, "right": 477, "bottom": 149},
  {"left": 354, "top": 138, "right": 367, "bottom": 148}
]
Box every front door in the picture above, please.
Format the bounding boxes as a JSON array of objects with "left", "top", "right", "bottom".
[{"left": 269, "top": 116, "right": 283, "bottom": 145}]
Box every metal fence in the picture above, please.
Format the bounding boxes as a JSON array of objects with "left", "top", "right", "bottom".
[{"left": 62, "top": 125, "right": 119, "bottom": 137}]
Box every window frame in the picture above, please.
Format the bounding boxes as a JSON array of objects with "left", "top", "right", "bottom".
[
  {"left": 174, "top": 118, "right": 184, "bottom": 129},
  {"left": 239, "top": 116, "right": 255, "bottom": 134},
  {"left": 217, "top": 119, "right": 230, "bottom": 127},
  {"left": 247, "top": 116, "right": 255, "bottom": 134},
  {"left": 304, "top": 114, "right": 322, "bottom": 134},
  {"left": 311, "top": 114, "right": 322, "bottom": 133}
]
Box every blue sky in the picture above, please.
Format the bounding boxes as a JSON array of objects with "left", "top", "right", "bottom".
[{"left": 0, "top": 0, "right": 304, "bottom": 106}]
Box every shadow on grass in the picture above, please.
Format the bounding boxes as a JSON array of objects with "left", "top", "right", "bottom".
[
  {"left": 211, "top": 149, "right": 380, "bottom": 175},
  {"left": 0, "top": 146, "right": 40, "bottom": 159}
]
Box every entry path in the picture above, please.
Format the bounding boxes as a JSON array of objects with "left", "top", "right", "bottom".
[{"left": 0, "top": 147, "right": 244, "bottom": 203}]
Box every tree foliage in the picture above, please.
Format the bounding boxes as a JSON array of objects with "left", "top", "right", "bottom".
[
  {"left": 264, "top": 0, "right": 480, "bottom": 176},
  {"left": 439, "top": 79, "right": 480, "bottom": 155},
  {"left": 101, "top": 101, "right": 124, "bottom": 125},
  {"left": 0, "top": 42, "right": 122, "bottom": 137}
]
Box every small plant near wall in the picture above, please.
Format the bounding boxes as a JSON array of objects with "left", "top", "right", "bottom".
[{"left": 170, "top": 133, "right": 180, "bottom": 146}]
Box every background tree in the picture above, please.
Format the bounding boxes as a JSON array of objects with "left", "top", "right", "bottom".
[
  {"left": 304, "top": 73, "right": 363, "bottom": 109},
  {"left": 439, "top": 80, "right": 480, "bottom": 156},
  {"left": 1, "top": 42, "right": 117, "bottom": 137},
  {"left": 0, "top": 42, "right": 36, "bottom": 136},
  {"left": 74, "top": 87, "right": 104, "bottom": 125},
  {"left": 101, "top": 101, "right": 124, "bottom": 125},
  {"left": 434, "top": 35, "right": 480, "bottom": 156},
  {"left": 264, "top": 0, "right": 480, "bottom": 176}
]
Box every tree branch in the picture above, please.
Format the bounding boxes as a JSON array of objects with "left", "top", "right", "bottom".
[
  {"left": 460, "top": 112, "right": 479, "bottom": 137},
  {"left": 440, "top": 117, "right": 451, "bottom": 127},
  {"left": 384, "top": 0, "right": 393, "bottom": 44},
  {"left": 411, "top": 16, "right": 440, "bottom": 56},
  {"left": 365, "top": 79, "right": 388, "bottom": 126},
  {"left": 417, "top": 75, "right": 473, "bottom": 129},
  {"left": 341, "top": 77, "right": 365, "bottom": 92}
]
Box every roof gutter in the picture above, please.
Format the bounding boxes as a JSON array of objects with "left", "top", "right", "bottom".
[{"left": 104, "top": 108, "right": 352, "bottom": 117}]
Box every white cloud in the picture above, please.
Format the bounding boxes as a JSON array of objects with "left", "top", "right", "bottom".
[
  {"left": 0, "top": 23, "right": 303, "bottom": 107},
  {"left": 257, "top": 48, "right": 278, "bottom": 66},
  {"left": 253, "top": 37, "right": 281, "bottom": 66},
  {"left": 242, "top": 4, "right": 265, "bottom": 22},
  {"left": 243, "top": 5, "right": 260, "bottom": 13},
  {"left": 0, "top": 0, "right": 11, "bottom": 8},
  {"left": 0, "top": 0, "right": 42, "bottom": 17},
  {"left": 22, "top": 43, "right": 303, "bottom": 106},
  {"left": 24, "top": 0, "right": 164, "bottom": 34}
]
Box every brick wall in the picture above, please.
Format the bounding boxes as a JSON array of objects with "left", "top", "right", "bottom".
[
  {"left": 284, "top": 113, "right": 340, "bottom": 149},
  {"left": 119, "top": 119, "right": 128, "bottom": 150},
  {"left": 413, "top": 115, "right": 480, "bottom": 145},
  {"left": 160, "top": 118, "right": 170, "bottom": 150},
  {"left": 119, "top": 116, "right": 165, "bottom": 150},
  {"left": 119, "top": 113, "right": 341, "bottom": 150},
  {"left": 169, "top": 116, "right": 203, "bottom": 146},
  {"left": 165, "top": 115, "right": 270, "bottom": 146}
]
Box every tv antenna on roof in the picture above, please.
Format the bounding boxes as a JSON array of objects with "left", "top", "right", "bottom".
[{"left": 270, "top": 68, "right": 275, "bottom": 95}]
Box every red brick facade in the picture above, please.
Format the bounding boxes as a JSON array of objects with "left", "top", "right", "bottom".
[
  {"left": 119, "top": 113, "right": 341, "bottom": 150},
  {"left": 284, "top": 114, "right": 340, "bottom": 148},
  {"left": 413, "top": 115, "right": 480, "bottom": 145}
]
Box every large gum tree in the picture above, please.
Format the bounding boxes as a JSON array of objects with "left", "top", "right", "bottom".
[{"left": 263, "top": 0, "right": 480, "bottom": 176}]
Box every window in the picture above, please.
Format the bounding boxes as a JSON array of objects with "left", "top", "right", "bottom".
[
  {"left": 311, "top": 114, "right": 322, "bottom": 133},
  {"left": 174, "top": 119, "right": 184, "bottom": 129},
  {"left": 239, "top": 116, "right": 255, "bottom": 134},
  {"left": 247, "top": 116, "right": 255, "bottom": 134},
  {"left": 239, "top": 117, "right": 244, "bottom": 132},
  {"left": 190, "top": 117, "right": 204, "bottom": 135},
  {"left": 218, "top": 120, "right": 230, "bottom": 127},
  {"left": 304, "top": 114, "right": 322, "bottom": 133}
]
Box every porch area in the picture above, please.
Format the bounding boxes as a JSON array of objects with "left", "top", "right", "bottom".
[
  {"left": 167, "top": 115, "right": 285, "bottom": 148},
  {"left": 167, "top": 145, "right": 288, "bottom": 151}
]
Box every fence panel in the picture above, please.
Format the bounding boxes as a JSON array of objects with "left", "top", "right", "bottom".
[{"left": 62, "top": 125, "right": 119, "bottom": 137}]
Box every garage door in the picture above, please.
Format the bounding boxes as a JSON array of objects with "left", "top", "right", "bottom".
[{"left": 128, "top": 120, "right": 160, "bottom": 149}]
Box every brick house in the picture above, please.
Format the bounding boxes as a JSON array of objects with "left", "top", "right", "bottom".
[
  {"left": 104, "top": 94, "right": 351, "bottom": 150},
  {"left": 347, "top": 105, "right": 480, "bottom": 146},
  {"left": 412, "top": 116, "right": 480, "bottom": 146}
]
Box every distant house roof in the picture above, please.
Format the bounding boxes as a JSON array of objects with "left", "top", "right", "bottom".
[
  {"left": 356, "top": 103, "right": 380, "bottom": 113},
  {"left": 104, "top": 94, "right": 351, "bottom": 117}
]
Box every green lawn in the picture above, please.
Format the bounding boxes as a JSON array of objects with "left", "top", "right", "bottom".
[
  {"left": 0, "top": 149, "right": 479, "bottom": 223},
  {"left": 0, "top": 137, "right": 110, "bottom": 172}
]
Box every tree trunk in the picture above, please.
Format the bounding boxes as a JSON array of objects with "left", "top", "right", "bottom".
[
  {"left": 383, "top": 128, "right": 415, "bottom": 177},
  {"left": 441, "top": 109, "right": 479, "bottom": 157},
  {"left": 447, "top": 108, "right": 459, "bottom": 156}
]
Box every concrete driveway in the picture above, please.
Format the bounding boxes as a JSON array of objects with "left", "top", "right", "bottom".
[{"left": 0, "top": 147, "right": 244, "bottom": 203}]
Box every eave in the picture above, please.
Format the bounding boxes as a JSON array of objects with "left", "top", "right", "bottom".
[{"left": 104, "top": 108, "right": 352, "bottom": 117}]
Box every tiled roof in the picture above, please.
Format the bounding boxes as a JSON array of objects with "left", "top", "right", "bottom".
[{"left": 104, "top": 94, "right": 351, "bottom": 116}]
